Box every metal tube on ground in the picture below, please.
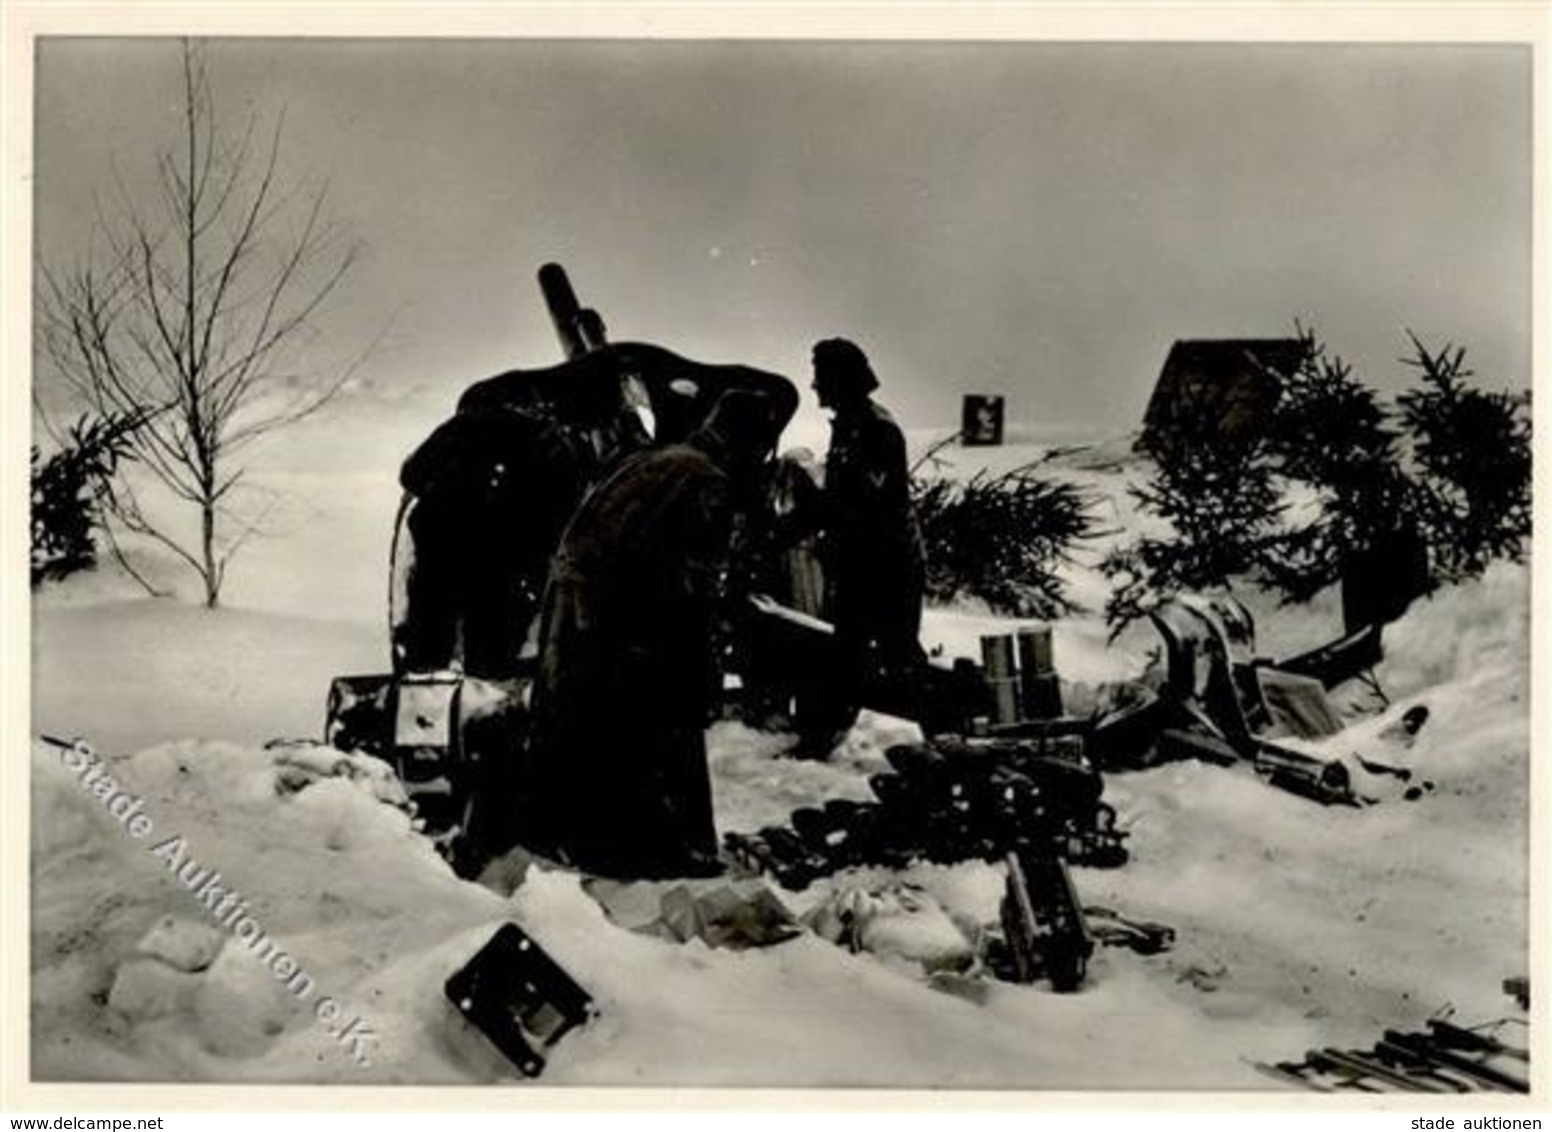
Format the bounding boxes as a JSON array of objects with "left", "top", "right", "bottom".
[
  {"left": 981, "top": 634, "right": 1020, "bottom": 725},
  {"left": 1017, "top": 625, "right": 1062, "bottom": 719}
]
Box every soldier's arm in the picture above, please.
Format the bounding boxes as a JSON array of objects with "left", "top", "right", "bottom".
[{"left": 858, "top": 415, "right": 912, "bottom": 503}]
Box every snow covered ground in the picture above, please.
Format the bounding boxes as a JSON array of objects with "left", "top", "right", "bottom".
[{"left": 25, "top": 412, "right": 1536, "bottom": 1093}]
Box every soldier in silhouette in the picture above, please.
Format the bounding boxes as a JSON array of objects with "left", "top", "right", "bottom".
[
  {"left": 789, "top": 337, "right": 927, "bottom": 758},
  {"left": 521, "top": 389, "right": 783, "bottom": 879}
]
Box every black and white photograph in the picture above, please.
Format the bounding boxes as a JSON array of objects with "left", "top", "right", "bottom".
[{"left": 7, "top": 7, "right": 1543, "bottom": 1105}]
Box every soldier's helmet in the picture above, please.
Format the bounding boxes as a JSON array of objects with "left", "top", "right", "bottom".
[{"left": 812, "top": 337, "right": 880, "bottom": 398}]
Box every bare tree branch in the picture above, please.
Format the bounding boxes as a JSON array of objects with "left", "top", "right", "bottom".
[
  {"left": 34, "top": 37, "right": 369, "bottom": 607},
  {"left": 98, "top": 519, "right": 171, "bottom": 599}
]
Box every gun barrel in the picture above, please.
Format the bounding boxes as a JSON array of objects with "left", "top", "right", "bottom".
[
  {"left": 538, "top": 262, "right": 607, "bottom": 360},
  {"left": 574, "top": 308, "right": 608, "bottom": 353}
]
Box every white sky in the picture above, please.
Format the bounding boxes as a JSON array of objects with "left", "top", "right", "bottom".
[{"left": 30, "top": 36, "right": 1533, "bottom": 444}]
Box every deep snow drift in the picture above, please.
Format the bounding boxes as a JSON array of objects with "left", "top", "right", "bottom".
[{"left": 27, "top": 429, "right": 1534, "bottom": 1090}]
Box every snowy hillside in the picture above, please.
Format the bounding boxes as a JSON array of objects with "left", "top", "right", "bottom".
[{"left": 27, "top": 423, "right": 1533, "bottom": 1091}]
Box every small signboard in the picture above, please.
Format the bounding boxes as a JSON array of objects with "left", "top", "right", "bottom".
[{"left": 961, "top": 394, "right": 1005, "bottom": 446}]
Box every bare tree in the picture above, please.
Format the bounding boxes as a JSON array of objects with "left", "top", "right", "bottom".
[{"left": 37, "top": 40, "right": 367, "bottom": 607}]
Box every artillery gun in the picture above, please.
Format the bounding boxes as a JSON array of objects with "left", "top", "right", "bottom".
[{"left": 323, "top": 264, "right": 800, "bottom": 859}]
